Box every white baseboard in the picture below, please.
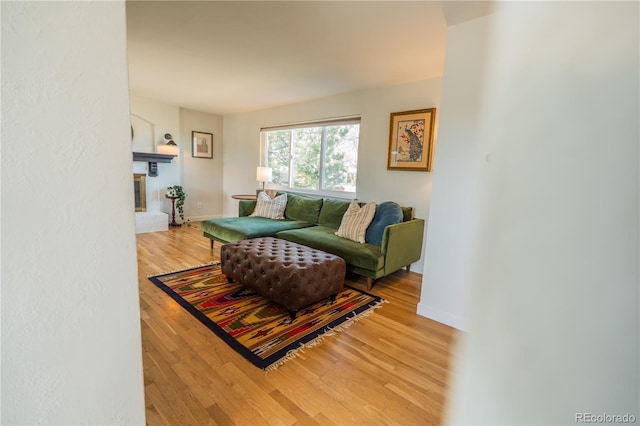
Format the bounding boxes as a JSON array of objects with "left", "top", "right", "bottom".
[{"left": 416, "top": 303, "right": 468, "bottom": 332}]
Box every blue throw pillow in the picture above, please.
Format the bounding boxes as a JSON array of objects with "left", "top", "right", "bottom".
[{"left": 365, "top": 201, "right": 403, "bottom": 245}]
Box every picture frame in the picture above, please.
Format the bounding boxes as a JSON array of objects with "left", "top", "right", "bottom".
[
  {"left": 192, "top": 131, "right": 213, "bottom": 159},
  {"left": 387, "top": 108, "right": 436, "bottom": 172}
]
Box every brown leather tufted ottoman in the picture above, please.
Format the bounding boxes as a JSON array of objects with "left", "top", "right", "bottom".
[{"left": 220, "top": 237, "right": 346, "bottom": 315}]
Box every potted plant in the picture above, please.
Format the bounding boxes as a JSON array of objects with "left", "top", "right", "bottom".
[{"left": 166, "top": 185, "right": 187, "bottom": 225}]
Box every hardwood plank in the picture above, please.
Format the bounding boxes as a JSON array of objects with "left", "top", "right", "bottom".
[
  {"left": 311, "top": 413, "right": 336, "bottom": 425},
  {"left": 218, "top": 362, "right": 298, "bottom": 425},
  {"left": 137, "top": 223, "right": 457, "bottom": 425},
  {"left": 269, "top": 389, "right": 322, "bottom": 426},
  {"left": 205, "top": 403, "right": 234, "bottom": 426}
]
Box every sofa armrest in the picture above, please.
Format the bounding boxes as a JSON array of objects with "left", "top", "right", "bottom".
[
  {"left": 381, "top": 218, "right": 425, "bottom": 273},
  {"left": 239, "top": 200, "right": 257, "bottom": 217}
]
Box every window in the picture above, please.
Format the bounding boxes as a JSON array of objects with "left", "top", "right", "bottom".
[{"left": 262, "top": 118, "right": 360, "bottom": 194}]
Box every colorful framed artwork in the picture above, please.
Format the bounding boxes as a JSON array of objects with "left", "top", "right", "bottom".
[
  {"left": 387, "top": 108, "right": 436, "bottom": 171},
  {"left": 192, "top": 131, "right": 213, "bottom": 159}
]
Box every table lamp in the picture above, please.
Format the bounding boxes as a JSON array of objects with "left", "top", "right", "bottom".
[{"left": 256, "top": 166, "right": 272, "bottom": 196}]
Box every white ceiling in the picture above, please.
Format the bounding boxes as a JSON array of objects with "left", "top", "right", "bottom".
[{"left": 126, "top": 1, "right": 489, "bottom": 116}]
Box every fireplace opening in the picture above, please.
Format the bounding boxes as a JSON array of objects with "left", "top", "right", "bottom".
[{"left": 133, "top": 173, "right": 147, "bottom": 212}]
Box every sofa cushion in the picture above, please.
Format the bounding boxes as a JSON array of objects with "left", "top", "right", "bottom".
[
  {"left": 250, "top": 192, "right": 287, "bottom": 219},
  {"left": 365, "top": 201, "right": 404, "bottom": 245},
  {"left": 401, "top": 206, "right": 414, "bottom": 222},
  {"left": 276, "top": 226, "right": 384, "bottom": 272},
  {"left": 200, "top": 216, "right": 312, "bottom": 243},
  {"left": 318, "top": 197, "right": 352, "bottom": 228},
  {"left": 335, "top": 200, "right": 376, "bottom": 243},
  {"left": 284, "top": 193, "right": 323, "bottom": 223},
  {"left": 239, "top": 199, "right": 257, "bottom": 217}
]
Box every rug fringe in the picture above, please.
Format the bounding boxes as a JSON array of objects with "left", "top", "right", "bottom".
[
  {"left": 147, "top": 261, "right": 221, "bottom": 278},
  {"left": 264, "top": 299, "right": 387, "bottom": 373}
]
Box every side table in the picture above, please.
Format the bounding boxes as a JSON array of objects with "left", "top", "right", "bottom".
[
  {"left": 231, "top": 194, "right": 257, "bottom": 200},
  {"left": 166, "top": 195, "right": 181, "bottom": 227}
]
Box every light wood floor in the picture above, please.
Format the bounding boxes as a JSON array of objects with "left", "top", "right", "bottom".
[{"left": 136, "top": 224, "right": 457, "bottom": 425}]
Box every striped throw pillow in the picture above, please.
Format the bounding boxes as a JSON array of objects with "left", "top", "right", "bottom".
[
  {"left": 335, "top": 200, "right": 377, "bottom": 243},
  {"left": 250, "top": 192, "right": 287, "bottom": 219}
]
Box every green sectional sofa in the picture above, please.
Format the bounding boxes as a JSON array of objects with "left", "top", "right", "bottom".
[{"left": 200, "top": 192, "right": 425, "bottom": 290}]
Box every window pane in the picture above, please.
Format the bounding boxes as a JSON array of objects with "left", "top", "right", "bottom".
[
  {"left": 323, "top": 124, "right": 359, "bottom": 192},
  {"left": 266, "top": 130, "right": 291, "bottom": 186},
  {"left": 262, "top": 119, "right": 360, "bottom": 194},
  {"left": 291, "top": 127, "right": 321, "bottom": 190}
]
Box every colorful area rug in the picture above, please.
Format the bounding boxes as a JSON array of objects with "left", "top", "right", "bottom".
[{"left": 148, "top": 263, "right": 385, "bottom": 370}]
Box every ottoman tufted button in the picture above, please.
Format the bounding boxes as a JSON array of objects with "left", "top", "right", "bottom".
[{"left": 219, "top": 237, "right": 345, "bottom": 312}]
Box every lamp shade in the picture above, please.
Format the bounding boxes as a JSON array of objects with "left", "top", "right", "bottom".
[{"left": 256, "top": 166, "right": 272, "bottom": 182}]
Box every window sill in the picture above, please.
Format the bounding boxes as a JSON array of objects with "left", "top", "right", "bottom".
[{"left": 267, "top": 186, "right": 356, "bottom": 200}]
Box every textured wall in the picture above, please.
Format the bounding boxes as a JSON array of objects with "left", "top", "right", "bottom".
[
  {"left": 1, "top": 2, "right": 146, "bottom": 424},
  {"left": 438, "top": 2, "right": 639, "bottom": 424}
]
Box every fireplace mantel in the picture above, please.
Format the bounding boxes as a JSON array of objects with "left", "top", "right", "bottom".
[{"left": 132, "top": 152, "right": 176, "bottom": 177}]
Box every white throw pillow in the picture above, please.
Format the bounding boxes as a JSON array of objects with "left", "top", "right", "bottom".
[
  {"left": 335, "top": 200, "right": 376, "bottom": 243},
  {"left": 250, "top": 192, "right": 287, "bottom": 219}
]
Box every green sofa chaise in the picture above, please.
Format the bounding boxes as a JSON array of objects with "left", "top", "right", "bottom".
[{"left": 200, "top": 192, "right": 425, "bottom": 290}]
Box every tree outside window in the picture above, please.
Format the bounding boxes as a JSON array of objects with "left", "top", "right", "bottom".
[{"left": 263, "top": 120, "right": 359, "bottom": 194}]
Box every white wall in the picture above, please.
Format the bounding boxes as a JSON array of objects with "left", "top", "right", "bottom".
[
  {"left": 418, "top": 15, "right": 492, "bottom": 330},
  {"left": 130, "top": 97, "right": 223, "bottom": 221},
  {"left": 130, "top": 96, "right": 182, "bottom": 214},
  {"left": 1, "top": 2, "right": 146, "bottom": 424},
  {"left": 433, "top": 2, "right": 639, "bottom": 424},
  {"left": 223, "top": 78, "right": 442, "bottom": 273},
  {"left": 179, "top": 107, "right": 224, "bottom": 221}
]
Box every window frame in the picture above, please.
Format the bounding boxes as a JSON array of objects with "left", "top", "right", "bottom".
[{"left": 260, "top": 117, "right": 361, "bottom": 199}]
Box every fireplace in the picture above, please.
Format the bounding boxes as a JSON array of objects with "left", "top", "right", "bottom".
[
  {"left": 133, "top": 172, "right": 168, "bottom": 233},
  {"left": 133, "top": 173, "right": 146, "bottom": 212}
]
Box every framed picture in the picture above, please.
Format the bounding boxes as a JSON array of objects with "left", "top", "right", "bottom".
[
  {"left": 387, "top": 108, "right": 436, "bottom": 171},
  {"left": 192, "top": 131, "right": 213, "bottom": 159}
]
